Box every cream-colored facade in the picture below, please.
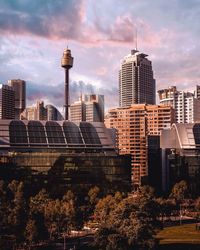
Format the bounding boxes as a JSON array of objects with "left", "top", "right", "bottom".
[{"left": 105, "top": 104, "right": 175, "bottom": 188}]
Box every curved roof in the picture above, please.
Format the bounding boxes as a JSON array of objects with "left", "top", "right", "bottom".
[
  {"left": 161, "top": 123, "right": 200, "bottom": 149},
  {"left": 0, "top": 120, "right": 114, "bottom": 150}
]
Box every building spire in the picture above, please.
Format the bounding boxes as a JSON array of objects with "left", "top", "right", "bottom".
[{"left": 135, "top": 27, "right": 138, "bottom": 51}]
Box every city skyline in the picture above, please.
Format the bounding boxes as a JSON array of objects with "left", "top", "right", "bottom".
[{"left": 0, "top": 0, "right": 200, "bottom": 110}]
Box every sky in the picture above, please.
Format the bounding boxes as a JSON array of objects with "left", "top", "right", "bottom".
[{"left": 1, "top": 0, "right": 200, "bottom": 112}]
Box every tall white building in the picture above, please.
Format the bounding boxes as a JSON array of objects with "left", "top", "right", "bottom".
[
  {"left": 158, "top": 86, "right": 200, "bottom": 123},
  {"left": 119, "top": 49, "right": 156, "bottom": 107}
]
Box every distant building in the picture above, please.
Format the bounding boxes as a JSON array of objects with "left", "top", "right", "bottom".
[
  {"left": 158, "top": 86, "right": 200, "bottom": 123},
  {"left": 0, "top": 84, "right": 15, "bottom": 119},
  {"left": 70, "top": 94, "right": 104, "bottom": 122},
  {"left": 70, "top": 97, "right": 86, "bottom": 122},
  {"left": 21, "top": 101, "right": 63, "bottom": 121},
  {"left": 8, "top": 79, "right": 26, "bottom": 119},
  {"left": 119, "top": 49, "right": 156, "bottom": 107},
  {"left": 21, "top": 101, "right": 46, "bottom": 120},
  {"left": 105, "top": 104, "right": 175, "bottom": 188}
]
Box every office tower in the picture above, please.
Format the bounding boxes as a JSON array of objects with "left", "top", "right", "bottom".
[
  {"left": 105, "top": 104, "right": 174, "bottom": 188},
  {"left": 8, "top": 79, "right": 26, "bottom": 119},
  {"left": 158, "top": 86, "right": 200, "bottom": 123},
  {"left": 70, "top": 94, "right": 104, "bottom": 122},
  {"left": 119, "top": 49, "right": 155, "bottom": 107},
  {"left": 61, "top": 48, "right": 73, "bottom": 120},
  {"left": 0, "top": 84, "right": 15, "bottom": 119}
]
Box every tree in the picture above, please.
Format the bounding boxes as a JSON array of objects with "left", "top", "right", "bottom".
[
  {"left": 94, "top": 193, "right": 160, "bottom": 250},
  {"left": 7, "top": 181, "right": 27, "bottom": 242},
  {"left": 170, "top": 180, "right": 189, "bottom": 201},
  {"left": 24, "top": 219, "right": 38, "bottom": 244}
]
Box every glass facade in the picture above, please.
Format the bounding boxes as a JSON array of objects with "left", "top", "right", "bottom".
[{"left": 2, "top": 120, "right": 107, "bottom": 149}]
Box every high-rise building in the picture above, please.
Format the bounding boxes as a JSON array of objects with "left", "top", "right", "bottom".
[
  {"left": 119, "top": 49, "right": 155, "bottom": 107},
  {"left": 105, "top": 104, "right": 175, "bottom": 188},
  {"left": 158, "top": 86, "right": 200, "bottom": 123},
  {"left": 8, "top": 79, "right": 26, "bottom": 119},
  {"left": 70, "top": 94, "right": 104, "bottom": 122},
  {"left": 0, "top": 84, "right": 15, "bottom": 119}
]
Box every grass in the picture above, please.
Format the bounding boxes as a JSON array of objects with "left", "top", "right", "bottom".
[{"left": 156, "top": 223, "right": 200, "bottom": 245}]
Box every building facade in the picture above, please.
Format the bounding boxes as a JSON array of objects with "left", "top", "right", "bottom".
[
  {"left": 105, "top": 104, "right": 175, "bottom": 188},
  {"left": 119, "top": 49, "right": 156, "bottom": 107},
  {"left": 160, "top": 123, "right": 200, "bottom": 195},
  {"left": 70, "top": 94, "right": 104, "bottom": 122},
  {"left": 0, "top": 120, "right": 131, "bottom": 192},
  {"left": 8, "top": 79, "right": 26, "bottom": 119},
  {"left": 158, "top": 86, "right": 200, "bottom": 123},
  {"left": 21, "top": 101, "right": 63, "bottom": 121},
  {"left": 0, "top": 84, "right": 15, "bottom": 119}
]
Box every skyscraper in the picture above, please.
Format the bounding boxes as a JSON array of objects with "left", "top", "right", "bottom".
[
  {"left": 0, "top": 84, "right": 15, "bottom": 119},
  {"left": 8, "top": 79, "right": 26, "bottom": 119},
  {"left": 119, "top": 49, "right": 155, "bottom": 107}
]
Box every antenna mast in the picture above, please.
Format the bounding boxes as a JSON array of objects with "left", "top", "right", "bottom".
[{"left": 135, "top": 27, "right": 138, "bottom": 50}]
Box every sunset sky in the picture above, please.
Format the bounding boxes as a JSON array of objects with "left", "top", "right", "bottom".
[{"left": 0, "top": 0, "right": 200, "bottom": 111}]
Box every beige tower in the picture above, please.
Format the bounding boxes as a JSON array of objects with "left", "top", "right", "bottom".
[{"left": 61, "top": 48, "right": 73, "bottom": 120}]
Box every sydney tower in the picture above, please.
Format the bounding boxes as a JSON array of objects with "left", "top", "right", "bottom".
[{"left": 61, "top": 48, "right": 73, "bottom": 120}]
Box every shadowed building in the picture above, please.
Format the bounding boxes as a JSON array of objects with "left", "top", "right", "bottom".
[
  {"left": 160, "top": 123, "right": 200, "bottom": 195},
  {"left": 0, "top": 84, "right": 15, "bottom": 119},
  {"left": 8, "top": 79, "right": 26, "bottom": 119}
]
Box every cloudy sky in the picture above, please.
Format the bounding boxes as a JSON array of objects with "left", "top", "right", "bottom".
[{"left": 0, "top": 0, "right": 200, "bottom": 112}]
